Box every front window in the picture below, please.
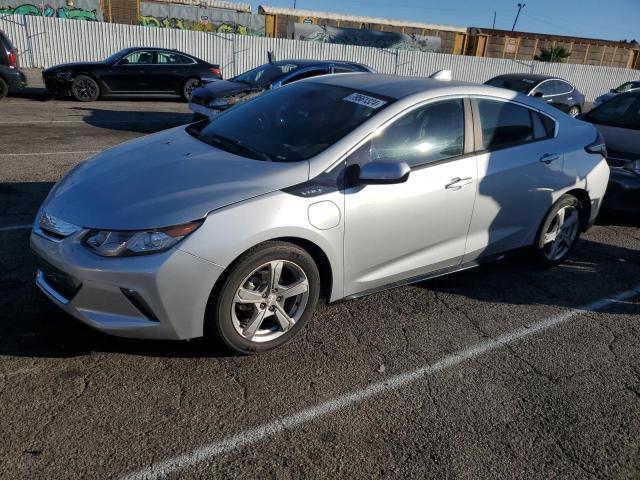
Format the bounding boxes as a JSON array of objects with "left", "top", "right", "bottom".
[
  {"left": 121, "top": 50, "right": 154, "bottom": 65},
  {"left": 587, "top": 94, "right": 640, "bottom": 130},
  {"left": 485, "top": 76, "right": 537, "bottom": 94},
  {"left": 368, "top": 99, "right": 465, "bottom": 167},
  {"left": 187, "top": 83, "right": 393, "bottom": 162},
  {"left": 232, "top": 62, "right": 301, "bottom": 87},
  {"left": 613, "top": 82, "right": 640, "bottom": 93}
]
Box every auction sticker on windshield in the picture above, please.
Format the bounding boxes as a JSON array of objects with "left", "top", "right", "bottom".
[{"left": 343, "top": 92, "right": 387, "bottom": 109}]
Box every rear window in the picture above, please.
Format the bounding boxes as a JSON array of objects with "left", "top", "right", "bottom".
[
  {"left": 0, "top": 32, "right": 14, "bottom": 51},
  {"left": 485, "top": 76, "right": 537, "bottom": 94}
]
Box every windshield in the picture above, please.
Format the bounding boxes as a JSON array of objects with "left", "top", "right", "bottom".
[
  {"left": 187, "top": 82, "right": 393, "bottom": 162},
  {"left": 232, "top": 62, "right": 301, "bottom": 87},
  {"left": 485, "top": 76, "right": 537, "bottom": 94},
  {"left": 613, "top": 82, "right": 640, "bottom": 93},
  {"left": 587, "top": 94, "right": 640, "bottom": 130},
  {"left": 104, "top": 49, "right": 131, "bottom": 64}
]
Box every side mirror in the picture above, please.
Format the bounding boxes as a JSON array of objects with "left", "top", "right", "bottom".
[
  {"left": 358, "top": 161, "right": 410, "bottom": 185},
  {"left": 533, "top": 91, "right": 544, "bottom": 98},
  {"left": 119, "top": 58, "right": 129, "bottom": 65}
]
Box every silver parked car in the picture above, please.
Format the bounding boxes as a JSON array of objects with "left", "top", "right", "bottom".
[{"left": 31, "top": 74, "right": 610, "bottom": 354}]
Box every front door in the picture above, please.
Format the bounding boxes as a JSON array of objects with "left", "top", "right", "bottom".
[
  {"left": 102, "top": 50, "right": 157, "bottom": 93},
  {"left": 343, "top": 98, "right": 477, "bottom": 296}
]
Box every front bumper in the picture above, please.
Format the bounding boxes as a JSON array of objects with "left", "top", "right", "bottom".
[
  {"left": 30, "top": 227, "right": 225, "bottom": 340},
  {"left": 602, "top": 168, "right": 640, "bottom": 213},
  {"left": 42, "top": 73, "right": 72, "bottom": 94}
]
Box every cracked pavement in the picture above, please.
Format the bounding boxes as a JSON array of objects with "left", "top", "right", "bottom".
[{"left": 1, "top": 84, "right": 639, "bottom": 479}]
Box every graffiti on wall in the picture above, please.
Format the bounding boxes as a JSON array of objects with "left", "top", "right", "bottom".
[
  {"left": 290, "top": 23, "right": 441, "bottom": 52},
  {"left": 0, "top": 0, "right": 100, "bottom": 20},
  {"left": 139, "top": 2, "right": 263, "bottom": 35}
]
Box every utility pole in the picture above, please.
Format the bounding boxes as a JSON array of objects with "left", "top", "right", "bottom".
[
  {"left": 293, "top": 0, "right": 297, "bottom": 8},
  {"left": 511, "top": 3, "right": 525, "bottom": 32},
  {"left": 492, "top": 11, "right": 496, "bottom": 29}
]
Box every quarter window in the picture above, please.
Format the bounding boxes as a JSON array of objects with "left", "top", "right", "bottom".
[
  {"left": 369, "top": 99, "right": 465, "bottom": 167},
  {"left": 477, "top": 99, "right": 554, "bottom": 150}
]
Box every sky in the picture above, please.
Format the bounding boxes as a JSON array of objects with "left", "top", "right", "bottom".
[{"left": 249, "top": 0, "right": 639, "bottom": 42}]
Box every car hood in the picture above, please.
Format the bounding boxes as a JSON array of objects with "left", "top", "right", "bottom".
[
  {"left": 192, "top": 80, "right": 260, "bottom": 101},
  {"left": 43, "top": 62, "right": 105, "bottom": 73},
  {"left": 42, "top": 127, "right": 309, "bottom": 230},
  {"left": 596, "top": 92, "right": 616, "bottom": 103}
]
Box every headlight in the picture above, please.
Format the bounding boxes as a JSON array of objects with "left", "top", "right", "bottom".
[
  {"left": 209, "top": 96, "right": 236, "bottom": 108},
  {"left": 624, "top": 159, "right": 640, "bottom": 175},
  {"left": 84, "top": 220, "right": 203, "bottom": 257}
]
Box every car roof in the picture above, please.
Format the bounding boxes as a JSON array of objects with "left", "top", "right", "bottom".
[
  {"left": 274, "top": 59, "right": 370, "bottom": 70},
  {"left": 307, "top": 73, "right": 483, "bottom": 100},
  {"left": 491, "top": 73, "right": 565, "bottom": 83}
]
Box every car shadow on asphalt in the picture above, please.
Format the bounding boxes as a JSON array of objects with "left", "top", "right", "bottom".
[
  {"left": 71, "top": 107, "right": 194, "bottom": 134},
  {"left": 1, "top": 233, "right": 639, "bottom": 360}
]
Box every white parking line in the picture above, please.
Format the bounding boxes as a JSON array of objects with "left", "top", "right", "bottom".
[
  {"left": 120, "top": 284, "right": 640, "bottom": 480},
  {"left": 0, "top": 224, "right": 32, "bottom": 232},
  {"left": 0, "top": 150, "right": 100, "bottom": 157}
]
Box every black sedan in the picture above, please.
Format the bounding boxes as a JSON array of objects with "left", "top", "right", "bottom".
[
  {"left": 42, "top": 47, "right": 222, "bottom": 102},
  {"left": 189, "top": 59, "right": 373, "bottom": 119},
  {"left": 579, "top": 91, "right": 640, "bottom": 213},
  {"left": 485, "top": 73, "right": 585, "bottom": 117}
]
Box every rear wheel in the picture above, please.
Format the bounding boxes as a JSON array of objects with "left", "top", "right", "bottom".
[
  {"left": 71, "top": 75, "right": 100, "bottom": 102},
  {"left": 568, "top": 105, "right": 580, "bottom": 117},
  {"left": 182, "top": 77, "right": 199, "bottom": 101},
  {"left": 0, "top": 77, "right": 8, "bottom": 100},
  {"left": 210, "top": 242, "right": 320, "bottom": 354},
  {"left": 533, "top": 194, "right": 582, "bottom": 267}
]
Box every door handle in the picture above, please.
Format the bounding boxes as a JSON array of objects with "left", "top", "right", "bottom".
[
  {"left": 445, "top": 177, "right": 473, "bottom": 190},
  {"left": 539, "top": 153, "right": 560, "bottom": 164}
]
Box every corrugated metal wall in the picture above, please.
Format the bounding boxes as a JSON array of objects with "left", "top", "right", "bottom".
[{"left": 2, "top": 15, "right": 639, "bottom": 101}]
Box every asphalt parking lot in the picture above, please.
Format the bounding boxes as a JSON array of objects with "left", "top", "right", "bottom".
[{"left": 1, "top": 74, "right": 639, "bottom": 480}]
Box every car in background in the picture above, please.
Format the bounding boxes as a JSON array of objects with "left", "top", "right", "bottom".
[
  {"left": 579, "top": 91, "right": 640, "bottom": 213},
  {"left": 593, "top": 80, "right": 640, "bottom": 108},
  {"left": 485, "top": 73, "right": 585, "bottom": 117},
  {"left": 189, "top": 59, "right": 373, "bottom": 120},
  {"left": 0, "top": 30, "right": 27, "bottom": 100},
  {"left": 31, "top": 74, "right": 608, "bottom": 354},
  {"left": 42, "top": 47, "right": 221, "bottom": 102}
]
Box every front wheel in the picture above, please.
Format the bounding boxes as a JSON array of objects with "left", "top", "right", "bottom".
[
  {"left": 532, "top": 194, "right": 583, "bottom": 267},
  {"left": 71, "top": 75, "right": 100, "bottom": 102},
  {"left": 210, "top": 241, "right": 321, "bottom": 354},
  {"left": 568, "top": 105, "right": 581, "bottom": 118}
]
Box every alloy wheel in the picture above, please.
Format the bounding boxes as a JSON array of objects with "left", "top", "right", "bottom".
[
  {"left": 231, "top": 260, "right": 310, "bottom": 343},
  {"left": 542, "top": 205, "right": 579, "bottom": 261},
  {"left": 74, "top": 78, "right": 97, "bottom": 100}
]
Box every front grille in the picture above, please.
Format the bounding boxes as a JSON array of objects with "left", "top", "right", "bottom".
[{"left": 38, "top": 259, "right": 82, "bottom": 302}]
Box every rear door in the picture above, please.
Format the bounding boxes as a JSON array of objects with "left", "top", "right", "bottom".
[
  {"left": 343, "top": 97, "right": 477, "bottom": 296},
  {"left": 151, "top": 50, "right": 196, "bottom": 93},
  {"left": 463, "top": 97, "right": 567, "bottom": 262}
]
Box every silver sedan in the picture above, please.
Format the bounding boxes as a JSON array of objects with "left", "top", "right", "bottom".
[{"left": 31, "top": 74, "right": 610, "bottom": 354}]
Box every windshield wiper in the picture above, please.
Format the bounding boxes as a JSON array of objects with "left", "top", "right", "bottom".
[{"left": 207, "top": 133, "right": 272, "bottom": 161}]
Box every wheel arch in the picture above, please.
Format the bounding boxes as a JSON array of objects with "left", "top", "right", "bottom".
[
  {"left": 203, "top": 236, "right": 335, "bottom": 334},
  {"left": 565, "top": 188, "right": 591, "bottom": 231}
]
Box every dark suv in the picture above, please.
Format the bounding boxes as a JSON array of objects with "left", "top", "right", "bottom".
[{"left": 0, "top": 30, "right": 27, "bottom": 99}]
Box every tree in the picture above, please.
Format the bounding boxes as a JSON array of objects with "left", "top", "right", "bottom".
[{"left": 535, "top": 46, "right": 571, "bottom": 63}]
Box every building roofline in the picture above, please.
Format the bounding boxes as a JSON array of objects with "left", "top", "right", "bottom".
[{"left": 258, "top": 5, "right": 467, "bottom": 33}]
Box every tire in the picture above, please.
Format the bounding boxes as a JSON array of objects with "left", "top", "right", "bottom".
[
  {"left": 532, "top": 194, "right": 583, "bottom": 267},
  {"left": 0, "top": 77, "right": 8, "bottom": 100},
  {"left": 71, "top": 75, "right": 100, "bottom": 102},
  {"left": 568, "top": 105, "right": 580, "bottom": 118},
  {"left": 182, "top": 77, "right": 199, "bottom": 101},
  {"left": 209, "top": 241, "right": 321, "bottom": 355}
]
